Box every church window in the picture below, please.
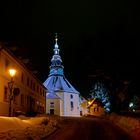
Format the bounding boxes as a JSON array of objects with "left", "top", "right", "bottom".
[
  {"left": 70, "top": 101, "right": 74, "bottom": 111},
  {"left": 70, "top": 94, "right": 73, "bottom": 99},
  {"left": 50, "top": 102, "right": 54, "bottom": 108}
]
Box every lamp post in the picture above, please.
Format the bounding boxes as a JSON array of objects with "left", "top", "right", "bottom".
[{"left": 8, "top": 69, "right": 16, "bottom": 117}]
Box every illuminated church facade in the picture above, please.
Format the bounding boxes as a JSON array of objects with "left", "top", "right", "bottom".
[{"left": 43, "top": 35, "right": 80, "bottom": 116}]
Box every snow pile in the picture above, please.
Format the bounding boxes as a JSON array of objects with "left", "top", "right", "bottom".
[
  {"left": 107, "top": 113, "right": 140, "bottom": 140},
  {"left": 0, "top": 116, "right": 30, "bottom": 132},
  {"left": 0, "top": 116, "right": 57, "bottom": 140}
]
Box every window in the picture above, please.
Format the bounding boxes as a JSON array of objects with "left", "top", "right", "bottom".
[
  {"left": 70, "top": 101, "right": 74, "bottom": 111},
  {"left": 94, "top": 107, "right": 99, "bottom": 112},
  {"left": 4, "top": 86, "right": 8, "bottom": 102},
  {"left": 50, "top": 102, "right": 54, "bottom": 108},
  {"left": 70, "top": 94, "right": 73, "bottom": 99}
]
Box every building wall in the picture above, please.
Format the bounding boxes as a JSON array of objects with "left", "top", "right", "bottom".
[
  {"left": 56, "top": 92, "right": 64, "bottom": 116},
  {"left": 89, "top": 104, "right": 105, "bottom": 116},
  {"left": 0, "top": 47, "right": 46, "bottom": 116},
  {"left": 63, "top": 92, "right": 80, "bottom": 116},
  {"left": 46, "top": 99, "right": 61, "bottom": 116},
  {"left": 80, "top": 101, "right": 88, "bottom": 116},
  {"left": 46, "top": 92, "right": 80, "bottom": 117}
]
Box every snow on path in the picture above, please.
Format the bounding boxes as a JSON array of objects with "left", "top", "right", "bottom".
[{"left": 0, "top": 116, "right": 57, "bottom": 140}]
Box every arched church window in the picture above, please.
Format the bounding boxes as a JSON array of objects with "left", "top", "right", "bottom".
[
  {"left": 70, "top": 94, "right": 73, "bottom": 99},
  {"left": 70, "top": 101, "right": 74, "bottom": 111}
]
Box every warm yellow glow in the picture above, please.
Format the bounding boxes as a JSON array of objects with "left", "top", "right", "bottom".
[
  {"left": 9, "top": 69, "right": 16, "bottom": 77},
  {"left": 88, "top": 101, "right": 92, "bottom": 105}
]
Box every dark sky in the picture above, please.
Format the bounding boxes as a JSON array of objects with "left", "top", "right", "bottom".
[{"left": 0, "top": 0, "right": 139, "bottom": 97}]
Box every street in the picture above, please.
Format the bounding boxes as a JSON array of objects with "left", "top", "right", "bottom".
[{"left": 43, "top": 116, "right": 133, "bottom": 140}]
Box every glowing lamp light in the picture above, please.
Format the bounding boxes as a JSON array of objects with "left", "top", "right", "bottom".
[
  {"left": 88, "top": 101, "right": 92, "bottom": 105},
  {"left": 129, "top": 102, "right": 133, "bottom": 108},
  {"left": 9, "top": 69, "right": 16, "bottom": 77}
]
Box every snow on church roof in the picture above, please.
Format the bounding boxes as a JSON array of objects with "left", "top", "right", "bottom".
[
  {"left": 46, "top": 92, "right": 62, "bottom": 99},
  {"left": 43, "top": 34, "right": 79, "bottom": 94},
  {"left": 44, "top": 75, "right": 79, "bottom": 94}
]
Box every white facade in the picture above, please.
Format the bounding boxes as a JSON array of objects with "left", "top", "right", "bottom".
[
  {"left": 46, "top": 92, "right": 80, "bottom": 116},
  {"left": 63, "top": 92, "right": 80, "bottom": 116}
]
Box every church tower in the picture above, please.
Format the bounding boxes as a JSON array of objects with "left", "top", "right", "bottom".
[{"left": 43, "top": 34, "right": 80, "bottom": 116}]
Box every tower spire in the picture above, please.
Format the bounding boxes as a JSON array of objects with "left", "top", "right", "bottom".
[
  {"left": 54, "top": 33, "right": 59, "bottom": 50},
  {"left": 49, "top": 33, "right": 64, "bottom": 76}
]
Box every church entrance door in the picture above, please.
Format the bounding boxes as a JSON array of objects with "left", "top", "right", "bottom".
[{"left": 50, "top": 109, "right": 54, "bottom": 114}]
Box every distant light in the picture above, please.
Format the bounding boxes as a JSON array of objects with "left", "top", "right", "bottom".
[
  {"left": 129, "top": 102, "right": 133, "bottom": 108},
  {"left": 88, "top": 101, "right": 92, "bottom": 105}
]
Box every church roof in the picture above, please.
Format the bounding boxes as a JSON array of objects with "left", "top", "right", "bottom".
[
  {"left": 46, "top": 92, "right": 62, "bottom": 99},
  {"left": 44, "top": 75, "right": 79, "bottom": 94},
  {"left": 43, "top": 34, "right": 79, "bottom": 94}
]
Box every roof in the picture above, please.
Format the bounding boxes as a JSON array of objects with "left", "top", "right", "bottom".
[
  {"left": 88, "top": 98, "right": 104, "bottom": 108},
  {"left": 46, "top": 92, "right": 62, "bottom": 99},
  {"left": 43, "top": 75, "right": 79, "bottom": 94}
]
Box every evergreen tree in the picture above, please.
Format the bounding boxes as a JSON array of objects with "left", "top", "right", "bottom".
[{"left": 90, "top": 81, "right": 111, "bottom": 113}]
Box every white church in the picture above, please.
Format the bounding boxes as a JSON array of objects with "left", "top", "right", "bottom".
[{"left": 43, "top": 35, "right": 80, "bottom": 117}]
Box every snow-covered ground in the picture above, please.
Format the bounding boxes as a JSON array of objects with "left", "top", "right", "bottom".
[
  {"left": 0, "top": 114, "right": 139, "bottom": 140},
  {"left": 0, "top": 115, "right": 58, "bottom": 140}
]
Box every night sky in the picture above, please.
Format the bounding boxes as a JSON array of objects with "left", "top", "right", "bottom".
[{"left": 0, "top": 0, "right": 139, "bottom": 97}]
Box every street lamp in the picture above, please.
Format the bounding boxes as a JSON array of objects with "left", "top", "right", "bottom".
[{"left": 8, "top": 69, "right": 16, "bottom": 117}]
